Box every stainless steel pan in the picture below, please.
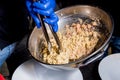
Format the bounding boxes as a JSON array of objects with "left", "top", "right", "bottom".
[{"left": 28, "top": 5, "right": 114, "bottom": 70}]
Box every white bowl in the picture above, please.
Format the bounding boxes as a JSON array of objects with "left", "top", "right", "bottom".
[{"left": 98, "top": 53, "right": 120, "bottom": 80}]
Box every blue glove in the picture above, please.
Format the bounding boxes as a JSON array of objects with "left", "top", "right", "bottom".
[
  {"left": 26, "top": 0, "right": 59, "bottom": 32},
  {"left": 0, "top": 42, "right": 17, "bottom": 67}
]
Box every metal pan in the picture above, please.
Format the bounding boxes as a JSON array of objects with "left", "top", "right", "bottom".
[{"left": 28, "top": 5, "right": 114, "bottom": 70}]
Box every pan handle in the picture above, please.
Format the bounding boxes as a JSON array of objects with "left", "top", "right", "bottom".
[
  {"left": 77, "top": 44, "right": 109, "bottom": 67},
  {"left": 80, "top": 52, "right": 104, "bottom": 66}
]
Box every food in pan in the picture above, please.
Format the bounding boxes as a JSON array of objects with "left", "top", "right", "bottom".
[{"left": 39, "top": 17, "right": 107, "bottom": 64}]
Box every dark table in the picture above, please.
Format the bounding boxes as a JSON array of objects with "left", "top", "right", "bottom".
[{"left": 80, "top": 60, "right": 101, "bottom": 80}]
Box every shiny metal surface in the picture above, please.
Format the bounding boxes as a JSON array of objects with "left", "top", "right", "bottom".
[{"left": 28, "top": 5, "right": 114, "bottom": 70}]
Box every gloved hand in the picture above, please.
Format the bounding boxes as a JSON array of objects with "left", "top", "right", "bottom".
[
  {"left": 26, "top": 0, "right": 59, "bottom": 32},
  {"left": 0, "top": 42, "right": 17, "bottom": 67}
]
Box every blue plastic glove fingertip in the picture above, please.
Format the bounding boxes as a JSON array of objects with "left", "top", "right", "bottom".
[
  {"left": 36, "top": 25, "right": 41, "bottom": 28},
  {"left": 36, "top": 22, "right": 41, "bottom": 28},
  {"left": 53, "top": 24, "right": 58, "bottom": 32}
]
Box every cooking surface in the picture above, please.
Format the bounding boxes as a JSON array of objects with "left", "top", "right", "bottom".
[{"left": 80, "top": 60, "right": 101, "bottom": 80}]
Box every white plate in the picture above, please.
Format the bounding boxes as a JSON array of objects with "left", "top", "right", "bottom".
[
  {"left": 12, "top": 59, "right": 83, "bottom": 80},
  {"left": 98, "top": 53, "right": 120, "bottom": 80}
]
